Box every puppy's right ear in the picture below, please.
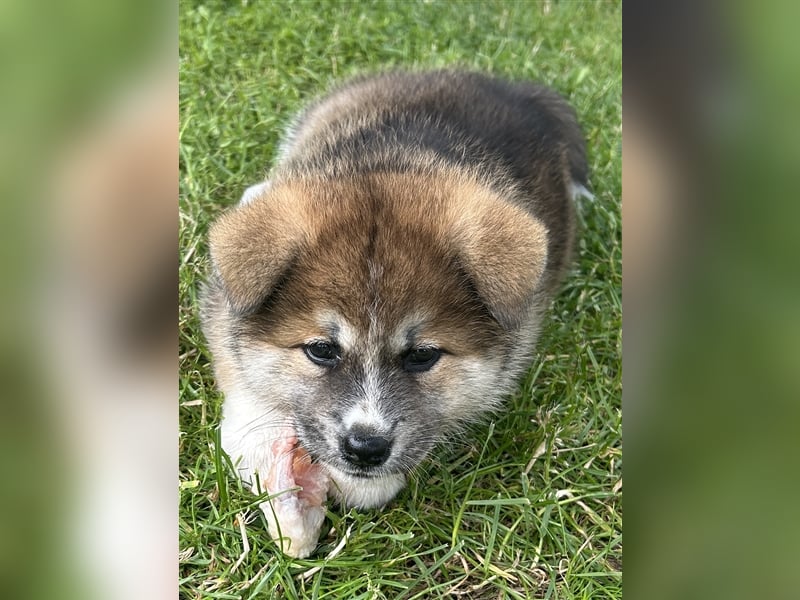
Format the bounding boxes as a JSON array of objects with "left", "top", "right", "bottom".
[{"left": 208, "top": 185, "right": 305, "bottom": 314}]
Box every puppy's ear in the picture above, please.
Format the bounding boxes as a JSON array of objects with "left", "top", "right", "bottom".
[
  {"left": 451, "top": 190, "right": 549, "bottom": 330},
  {"left": 208, "top": 185, "right": 305, "bottom": 314}
]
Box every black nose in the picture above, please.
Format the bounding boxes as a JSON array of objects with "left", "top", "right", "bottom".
[{"left": 341, "top": 432, "right": 392, "bottom": 467}]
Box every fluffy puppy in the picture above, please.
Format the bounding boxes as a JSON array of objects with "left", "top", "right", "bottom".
[{"left": 201, "top": 70, "right": 588, "bottom": 557}]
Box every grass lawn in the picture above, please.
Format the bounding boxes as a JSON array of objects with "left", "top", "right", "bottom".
[{"left": 179, "top": 1, "right": 621, "bottom": 598}]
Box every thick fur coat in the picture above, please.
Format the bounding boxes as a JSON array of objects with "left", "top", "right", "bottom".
[{"left": 201, "top": 70, "right": 588, "bottom": 556}]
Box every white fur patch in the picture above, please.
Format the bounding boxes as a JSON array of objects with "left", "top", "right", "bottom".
[
  {"left": 315, "top": 310, "right": 358, "bottom": 352},
  {"left": 389, "top": 311, "right": 434, "bottom": 353},
  {"left": 220, "top": 385, "right": 282, "bottom": 492},
  {"left": 327, "top": 469, "right": 406, "bottom": 508},
  {"left": 239, "top": 180, "right": 271, "bottom": 205},
  {"left": 570, "top": 180, "right": 594, "bottom": 202},
  {"left": 341, "top": 400, "right": 390, "bottom": 432}
]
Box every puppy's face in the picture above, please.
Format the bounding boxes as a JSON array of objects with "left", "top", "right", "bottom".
[{"left": 206, "top": 173, "right": 548, "bottom": 507}]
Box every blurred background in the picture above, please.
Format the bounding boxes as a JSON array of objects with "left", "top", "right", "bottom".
[
  {"left": 0, "top": 0, "right": 798, "bottom": 598},
  {"left": 0, "top": 1, "right": 175, "bottom": 599},
  {"left": 624, "top": 1, "right": 800, "bottom": 598}
]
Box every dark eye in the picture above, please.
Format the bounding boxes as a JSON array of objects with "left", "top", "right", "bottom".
[
  {"left": 304, "top": 341, "right": 340, "bottom": 367},
  {"left": 402, "top": 347, "right": 441, "bottom": 372}
]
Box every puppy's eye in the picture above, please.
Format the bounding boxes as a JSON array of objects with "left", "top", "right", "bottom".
[
  {"left": 402, "top": 347, "right": 441, "bottom": 373},
  {"left": 304, "top": 341, "right": 340, "bottom": 367}
]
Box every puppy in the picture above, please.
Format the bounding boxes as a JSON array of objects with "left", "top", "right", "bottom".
[{"left": 201, "top": 70, "right": 589, "bottom": 557}]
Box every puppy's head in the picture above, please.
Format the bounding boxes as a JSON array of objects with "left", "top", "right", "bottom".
[{"left": 204, "top": 173, "right": 549, "bottom": 507}]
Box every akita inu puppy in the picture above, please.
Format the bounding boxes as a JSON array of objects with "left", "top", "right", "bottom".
[{"left": 201, "top": 70, "right": 589, "bottom": 557}]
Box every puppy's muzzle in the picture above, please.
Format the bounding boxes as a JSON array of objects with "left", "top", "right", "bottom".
[{"left": 340, "top": 427, "right": 393, "bottom": 468}]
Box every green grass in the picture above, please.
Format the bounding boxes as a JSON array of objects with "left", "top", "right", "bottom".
[{"left": 179, "top": 1, "right": 621, "bottom": 598}]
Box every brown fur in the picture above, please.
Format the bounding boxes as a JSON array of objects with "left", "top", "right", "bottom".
[
  {"left": 274, "top": 70, "right": 583, "bottom": 294},
  {"left": 209, "top": 171, "right": 548, "bottom": 339}
]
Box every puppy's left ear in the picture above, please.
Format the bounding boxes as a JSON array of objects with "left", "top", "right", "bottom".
[
  {"left": 208, "top": 185, "right": 306, "bottom": 314},
  {"left": 451, "top": 191, "right": 549, "bottom": 330}
]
